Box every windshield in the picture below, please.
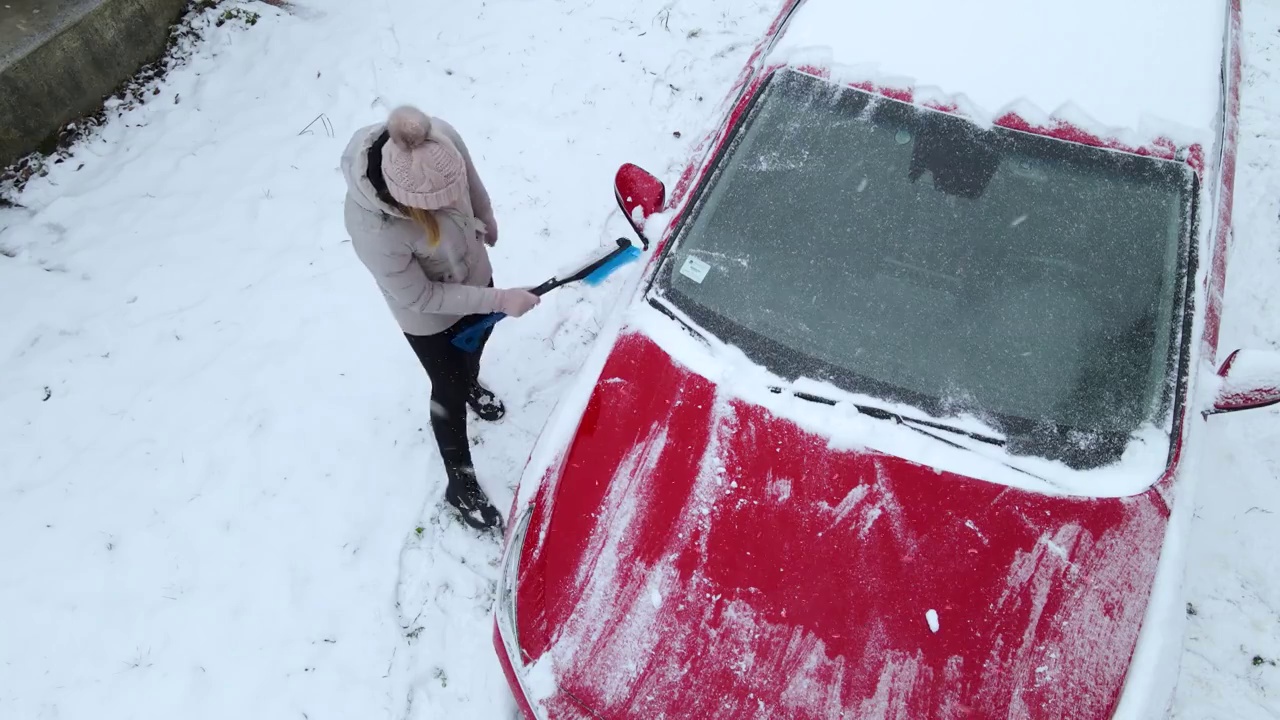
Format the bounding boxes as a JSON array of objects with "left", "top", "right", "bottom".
[{"left": 653, "top": 69, "right": 1196, "bottom": 470}]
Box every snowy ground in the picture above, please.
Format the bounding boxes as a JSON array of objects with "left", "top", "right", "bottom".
[{"left": 0, "top": 0, "right": 1275, "bottom": 718}]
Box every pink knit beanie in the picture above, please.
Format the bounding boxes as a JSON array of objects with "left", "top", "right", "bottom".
[{"left": 381, "top": 106, "right": 468, "bottom": 211}]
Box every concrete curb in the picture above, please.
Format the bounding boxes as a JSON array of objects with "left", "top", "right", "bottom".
[{"left": 0, "top": 0, "right": 191, "bottom": 168}]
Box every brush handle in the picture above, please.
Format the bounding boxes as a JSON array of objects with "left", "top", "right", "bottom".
[
  {"left": 450, "top": 279, "right": 558, "bottom": 352},
  {"left": 450, "top": 238, "right": 638, "bottom": 353}
]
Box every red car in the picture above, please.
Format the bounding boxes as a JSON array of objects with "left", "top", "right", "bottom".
[{"left": 495, "top": 0, "right": 1280, "bottom": 717}]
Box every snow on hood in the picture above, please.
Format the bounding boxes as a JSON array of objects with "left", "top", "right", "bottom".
[
  {"left": 526, "top": 330, "right": 1170, "bottom": 719},
  {"left": 769, "top": 0, "right": 1228, "bottom": 146}
]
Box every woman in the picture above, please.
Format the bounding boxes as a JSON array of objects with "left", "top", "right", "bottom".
[{"left": 340, "top": 105, "right": 539, "bottom": 530}]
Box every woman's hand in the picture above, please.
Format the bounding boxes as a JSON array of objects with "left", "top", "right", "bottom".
[
  {"left": 484, "top": 218, "right": 499, "bottom": 247},
  {"left": 496, "top": 289, "right": 540, "bottom": 317}
]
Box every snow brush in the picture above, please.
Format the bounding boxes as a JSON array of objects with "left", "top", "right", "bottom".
[{"left": 450, "top": 238, "right": 643, "bottom": 353}]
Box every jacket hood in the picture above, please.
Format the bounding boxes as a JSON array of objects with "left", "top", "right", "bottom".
[{"left": 340, "top": 123, "right": 403, "bottom": 217}]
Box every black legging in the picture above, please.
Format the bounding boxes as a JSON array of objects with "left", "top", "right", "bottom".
[{"left": 404, "top": 314, "right": 493, "bottom": 489}]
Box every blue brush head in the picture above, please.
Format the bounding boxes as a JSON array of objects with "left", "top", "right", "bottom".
[{"left": 582, "top": 245, "right": 643, "bottom": 286}]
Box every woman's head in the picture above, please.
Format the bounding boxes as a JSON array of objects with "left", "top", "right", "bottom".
[{"left": 381, "top": 106, "right": 468, "bottom": 242}]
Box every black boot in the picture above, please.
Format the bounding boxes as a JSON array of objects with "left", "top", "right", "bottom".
[
  {"left": 466, "top": 382, "right": 506, "bottom": 422},
  {"left": 445, "top": 467, "right": 503, "bottom": 531}
]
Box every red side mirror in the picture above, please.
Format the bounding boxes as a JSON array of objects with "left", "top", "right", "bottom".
[
  {"left": 614, "top": 163, "right": 666, "bottom": 249},
  {"left": 1208, "top": 348, "right": 1280, "bottom": 415}
]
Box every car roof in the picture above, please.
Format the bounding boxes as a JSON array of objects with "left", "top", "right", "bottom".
[{"left": 767, "top": 0, "right": 1228, "bottom": 144}]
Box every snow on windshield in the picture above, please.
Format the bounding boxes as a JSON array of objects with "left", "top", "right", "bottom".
[{"left": 649, "top": 69, "right": 1196, "bottom": 475}]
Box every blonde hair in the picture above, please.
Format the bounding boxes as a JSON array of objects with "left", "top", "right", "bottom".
[{"left": 402, "top": 205, "right": 440, "bottom": 246}]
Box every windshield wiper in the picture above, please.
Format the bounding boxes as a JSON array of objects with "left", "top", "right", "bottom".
[
  {"left": 646, "top": 299, "right": 1062, "bottom": 487},
  {"left": 648, "top": 297, "right": 1006, "bottom": 447},
  {"left": 859, "top": 405, "right": 1006, "bottom": 447},
  {"left": 779, "top": 388, "right": 1006, "bottom": 447},
  {"left": 782, "top": 387, "right": 1065, "bottom": 488}
]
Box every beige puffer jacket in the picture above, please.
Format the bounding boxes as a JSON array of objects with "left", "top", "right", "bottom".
[{"left": 341, "top": 119, "right": 503, "bottom": 336}]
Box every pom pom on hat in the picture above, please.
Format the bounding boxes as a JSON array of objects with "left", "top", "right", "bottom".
[
  {"left": 380, "top": 105, "right": 468, "bottom": 211},
  {"left": 387, "top": 106, "right": 432, "bottom": 150}
]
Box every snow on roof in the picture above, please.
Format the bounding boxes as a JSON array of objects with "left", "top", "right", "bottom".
[{"left": 769, "top": 0, "right": 1228, "bottom": 145}]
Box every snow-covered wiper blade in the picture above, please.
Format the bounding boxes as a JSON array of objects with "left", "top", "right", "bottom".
[
  {"left": 780, "top": 388, "right": 1005, "bottom": 447},
  {"left": 856, "top": 404, "right": 1005, "bottom": 447},
  {"left": 780, "top": 387, "right": 1062, "bottom": 488},
  {"left": 645, "top": 298, "right": 1009, "bottom": 449}
]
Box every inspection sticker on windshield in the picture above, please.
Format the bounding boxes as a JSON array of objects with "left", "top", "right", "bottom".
[{"left": 679, "top": 255, "right": 711, "bottom": 283}]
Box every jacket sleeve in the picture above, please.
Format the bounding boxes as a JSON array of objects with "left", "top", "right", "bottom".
[
  {"left": 351, "top": 228, "right": 503, "bottom": 317},
  {"left": 437, "top": 119, "right": 497, "bottom": 229}
]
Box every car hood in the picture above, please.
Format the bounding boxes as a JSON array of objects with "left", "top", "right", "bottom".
[{"left": 516, "top": 331, "right": 1170, "bottom": 719}]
